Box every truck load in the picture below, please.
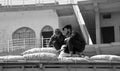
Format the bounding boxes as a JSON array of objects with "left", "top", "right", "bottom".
[{"left": 0, "top": 47, "right": 120, "bottom": 71}]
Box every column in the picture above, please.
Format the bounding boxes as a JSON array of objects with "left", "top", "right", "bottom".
[
  {"left": 94, "top": 3, "right": 101, "bottom": 44},
  {"left": 115, "top": 25, "right": 120, "bottom": 42}
]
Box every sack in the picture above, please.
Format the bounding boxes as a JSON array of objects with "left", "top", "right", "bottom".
[
  {"left": 58, "top": 57, "right": 89, "bottom": 63},
  {"left": 23, "top": 52, "right": 58, "bottom": 61},
  {"left": 0, "top": 56, "right": 5, "bottom": 62},
  {"left": 90, "top": 55, "right": 111, "bottom": 60},
  {"left": 3, "top": 55, "right": 24, "bottom": 62},
  {"left": 22, "top": 48, "right": 57, "bottom": 55},
  {"left": 89, "top": 55, "right": 120, "bottom": 62},
  {"left": 109, "top": 55, "right": 120, "bottom": 61},
  {"left": 58, "top": 57, "right": 74, "bottom": 62}
]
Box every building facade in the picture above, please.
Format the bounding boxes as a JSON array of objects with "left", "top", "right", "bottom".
[
  {"left": 0, "top": 7, "right": 60, "bottom": 51},
  {"left": 0, "top": 0, "right": 120, "bottom": 55},
  {"left": 78, "top": 0, "right": 120, "bottom": 44}
]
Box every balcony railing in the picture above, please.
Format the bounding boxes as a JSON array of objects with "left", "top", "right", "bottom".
[
  {"left": 0, "top": 38, "right": 52, "bottom": 55},
  {"left": 0, "top": 0, "right": 75, "bottom": 6}
]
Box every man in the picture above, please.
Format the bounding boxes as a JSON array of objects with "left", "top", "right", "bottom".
[
  {"left": 61, "top": 25, "right": 86, "bottom": 57},
  {"left": 49, "top": 29, "right": 65, "bottom": 50}
]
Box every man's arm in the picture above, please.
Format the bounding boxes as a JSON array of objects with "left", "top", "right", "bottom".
[
  {"left": 49, "top": 35, "right": 55, "bottom": 46},
  {"left": 70, "top": 31, "right": 77, "bottom": 39}
]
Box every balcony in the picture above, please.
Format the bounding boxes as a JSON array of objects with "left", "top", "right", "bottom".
[
  {"left": 0, "top": 0, "right": 76, "bottom": 6},
  {"left": 0, "top": 38, "right": 52, "bottom": 55}
]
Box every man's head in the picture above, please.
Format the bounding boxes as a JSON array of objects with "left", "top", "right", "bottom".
[
  {"left": 55, "top": 28, "right": 62, "bottom": 37},
  {"left": 62, "top": 25, "right": 72, "bottom": 37}
]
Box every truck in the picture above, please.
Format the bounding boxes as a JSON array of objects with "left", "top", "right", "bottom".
[
  {"left": 0, "top": 61, "right": 120, "bottom": 71},
  {"left": 0, "top": 0, "right": 120, "bottom": 71}
]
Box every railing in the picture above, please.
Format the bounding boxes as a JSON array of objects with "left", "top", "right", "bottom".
[
  {"left": 0, "top": 38, "right": 52, "bottom": 54},
  {"left": 0, "top": 0, "right": 74, "bottom": 6},
  {"left": 9, "top": 38, "right": 36, "bottom": 52},
  {"left": 0, "top": 43, "right": 8, "bottom": 53}
]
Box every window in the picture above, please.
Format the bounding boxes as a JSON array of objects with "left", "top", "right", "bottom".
[
  {"left": 12, "top": 27, "right": 36, "bottom": 47},
  {"left": 102, "top": 13, "right": 111, "bottom": 19}
]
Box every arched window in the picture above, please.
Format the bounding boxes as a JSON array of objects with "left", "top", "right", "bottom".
[
  {"left": 12, "top": 27, "right": 36, "bottom": 47},
  {"left": 41, "top": 25, "right": 53, "bottom": 47}
]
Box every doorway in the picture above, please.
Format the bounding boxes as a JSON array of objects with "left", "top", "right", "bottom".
[
  {"left": 101, "top": 26, "right": 114, "bottom": 43},
  {"left": 41, "top": 25, "right": 53, "bottom": 47}
]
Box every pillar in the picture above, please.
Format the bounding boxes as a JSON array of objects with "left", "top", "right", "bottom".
[
  {"left": 94, "top": 3, "right": 101, "bottom": 44},
  {"left": 115, "top": 25, "right": 120, "bottom": 42}
]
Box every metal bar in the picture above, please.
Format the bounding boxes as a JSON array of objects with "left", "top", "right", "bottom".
[
  {"left": 23, "top": 0, "right": 24, "bottom": 6},
  {"left": 0, "top": 66, "right": 3, "bottom": 71},
  {"left": 4, "top": 0, "right": 6, "bottom": 5},
  {"left": 93, "top": 66, "right": 96, "bottom": 71},
  {"left": 39, "top": 64, "right": 45, "bottom": 71},
  {"left": 67, "top": 65, "right": 71, "bottom": 71},
  {"left": 21, "top": 66, "right": 25, "bottom": 71},
  {"left": 7, "top": 40, "right": 10, "bottom": 52},
  {"left": 113, "top": 66, "right": 116, "bottom": 71},
  {"left": 24, "top": 38, "right": 25, "bottom": 48}
]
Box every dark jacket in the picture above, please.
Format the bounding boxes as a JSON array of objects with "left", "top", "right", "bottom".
[
  {"left": 49, "top": 34, "right": 65, "bottom": 50},
  {"left": 64, "top": 31, "right": 86, "bottom": 54}
]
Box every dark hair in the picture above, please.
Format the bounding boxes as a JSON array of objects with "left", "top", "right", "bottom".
[
  {"left": 55, "top": 28, "right": 62, "bottom": 35},
  {"left": 62, "top": 25, "right": 72, "bottom": 31}
]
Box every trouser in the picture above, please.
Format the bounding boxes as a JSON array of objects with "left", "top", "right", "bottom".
[{"left": 53, "top": 41, "right": 62, "bottom": 50}]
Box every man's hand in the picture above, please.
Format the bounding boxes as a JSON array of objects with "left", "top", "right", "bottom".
[
  {"left": 57, "top": 45, "right": 66, "bottom": 53},
  {"left": 65, "top": 37, "right": 70, "bottom": 42},
  {"left": 57, "top": 50, "right": 61, "bottom": 53}
]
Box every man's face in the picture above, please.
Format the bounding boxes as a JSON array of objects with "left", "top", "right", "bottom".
[
  {"left": 63, "top": 28, "right": 68, "bottom": 36},
  {"left": 55, "top": 33, "right": 60, "bottom": 37},
  {"left": 55, "top": 31, "right": 60, "bottom": 37}
]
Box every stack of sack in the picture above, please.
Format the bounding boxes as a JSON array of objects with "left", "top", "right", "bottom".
[
  {"left": 0, "top": 55, "right": 24, "bottom": 62},
  {"left": 58, "top": 51, "right": 89, "bottom": 63},
  {"left": 22, "top": 48, "right": 57, "bottom": 55},
  {"left": 22, "top": 47, "right": 58, "bottom": 61},
  {"left": 58, "top": 57, "right": 89, "bottom": 63},
  {"left": 0, "top": 56, "right": 5, "bottom": 62},
  {"left": 89, "top": 54, "right": 120, "bottom": 62}
]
